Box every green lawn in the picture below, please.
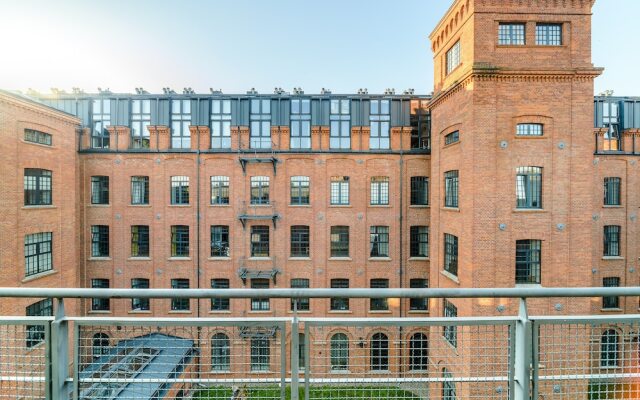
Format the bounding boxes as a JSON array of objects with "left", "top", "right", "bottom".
[
  {"left": 589, "top": 381, "right": 640, "bottom": 400},
  {"left": 193, "top": 386, "right": 422, "bottom": 399}
]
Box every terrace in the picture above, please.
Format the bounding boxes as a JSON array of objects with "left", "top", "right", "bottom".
[{"left": 1, "top": 287, "right": 639, "bottom": 400}]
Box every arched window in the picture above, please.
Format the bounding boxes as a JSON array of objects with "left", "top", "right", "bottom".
[
  {"left": 410, "top": 333, "right": 428, "bottom": 371},
  {"left": 330, "top": 333, "right": 349, "bottom": 371},
  {"left": 601, "top": 329, "right": 619, "bottom": 367},
  {"left": 443, "top": 368, "right": 456, "bottom": 399},
  {"left": 370, "top": 333, "right": 389, "bottom": 371},
  {"left": 92, "top": 333, "right": 109, "bottom": 358},
  {"left": 211, "top": 333, "right": 230, "bottom": 371}
]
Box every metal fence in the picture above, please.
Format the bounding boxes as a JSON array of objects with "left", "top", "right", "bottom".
[{"left": 0, "top": 287, "right": 640, "bottom": 400}]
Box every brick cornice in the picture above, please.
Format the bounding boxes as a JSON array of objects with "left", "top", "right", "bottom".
[
  {"left": 429, "top": 66, "right": 603, "bottom": 109},
  {"left": 148, "top": 126, "right": 170, "bottom": 135}
]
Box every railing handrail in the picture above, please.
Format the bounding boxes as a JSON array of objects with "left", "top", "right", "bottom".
[{"left": 2, "top": 286, "right": 640, "bottom": 299}]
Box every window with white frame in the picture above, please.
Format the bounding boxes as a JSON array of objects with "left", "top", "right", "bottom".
[
  {"left": 250, "top": 99, "right": 272, "bottom": 149},
  {"left": 446, "top": 41, "right": 461, "bottom": 75}
]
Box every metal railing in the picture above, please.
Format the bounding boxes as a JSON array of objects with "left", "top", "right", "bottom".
[{"left": 1, "top": 287, "right": 640, "bottom": 400}]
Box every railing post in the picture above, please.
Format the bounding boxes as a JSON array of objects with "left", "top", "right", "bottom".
[
  {"left": 514, "top": 298, "right": 532, "bottom": 400},
  {"left": 51, "top": 298, "right": 70, "bottom": 400},
  {"left": 291, "top": 301, "right": 300, "bottom": 400}
]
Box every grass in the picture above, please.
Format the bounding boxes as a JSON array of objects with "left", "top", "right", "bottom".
[
  {"left": 589, "top": 381, "right": 640, "bottom": 400},
  {"left": 193, "top": 386, "right": 422, "bottom": 399}
]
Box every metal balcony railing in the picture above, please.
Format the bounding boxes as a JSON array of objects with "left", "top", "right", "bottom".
[{"left": 1, "top": 287, "right": 640, "bottom": 399}]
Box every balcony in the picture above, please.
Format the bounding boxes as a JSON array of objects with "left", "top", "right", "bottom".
[{"left": 1, "top": 287, "right": 640, "bottom": 399}]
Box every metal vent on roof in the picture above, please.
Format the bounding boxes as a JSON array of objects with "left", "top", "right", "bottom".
[
  {"left": 97, "top": 87, "right": 111, "bottom": 95},
  {"left": 210, "top": 88, "right": 223, "bottom": 94},
  {"left": 384, "top": 88, "right": 396, "bottom": 95},
  {"left": 293, "top": 87, "right": 304, "bottom": 95},
  {"left": 183, "top": 87, "right": 195, "bottom": 94},
  {"left": 357, "top": 88, "right": 368, "bottom": 95},
  {"left": 403, "top": 88, "right": 415, "bottom": 95},
  {"left": 321, "top": 88, "right": 332, "bottom": 95},
  {"left": 162, "top": 87, "right": 175, "bottom": 94},
  {"left": 247, "top": 88, "right": 258, "bottom": 95}
]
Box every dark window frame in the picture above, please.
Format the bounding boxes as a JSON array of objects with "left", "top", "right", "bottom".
[
  {"left": 604, "top": 177, "right": 621, "bottom": 206},
  {"left": 370, "top": 278, "right": 389, "bottom": 311},
  {"left": 290, "top": 176, "right": 310, "bottom": 205},
  {"left": 250, "top": 225, "right": 270, "bottom": 257},
  {"left": 330, "top": 176, "right": 350, "bottom": 205},
  {"left": 211, "top": 176, "right": 230, "bottom": 205},
  {"left": 444, "top": 170, "right": 458, "bottom": 208},
  {"left": 290, "top": 278, "right": 310, "bottom": 311},
  {"left": 170, "top": 176, "right": 190, "bottom": 205},
  {"left": 24, "top": 128, "right": 52, "bottom": 146},
  {"left": 211, "top": 225, "right": 230, "bottom": 257},
  {"left": 131, "top": 278, "right": 150, "bottom": 311},
  {"left": 290, "top": 98, "right": 311, "bottom": 149},
  {"left": 131, "top": 225, "right": 150, "bottom": 257},
  {"left": 251, "top": 278, "right": 270, "bottom": 311},
  {"left": 515, "top": 239, "right": 542, "bottom": 284},
  {"left": 170, "top": 278, "right": 190, "bottom": 311},
  {"left": 24, "top": 232, "right": 53, "bottom": 277},
  {"left": 444, "top": 233, "right": 458, "bottom": 276},
  {"left": 211, "top": 279, "right": 230, "bottom": 311},
  {"left": 370, "top": 176, "right": 389, "bottom": 205},
  {"left": 24, "top": 168, "right": 52, "bottom": 206},
  {"left": 131, "top": 176, "right": 149, "bottom": 205},
  {"left": 498, "top": 23, "right": 526, "bottom": 45},
  {"left": 250, "top": 176, "right": 270, "bottom": 205},
  {"left": 603, "top": 277, "right": 620, "bottom": 309},
  {"left": 516, "top": 166, "right": 542, "bottom": 209},
  {"left": 91, "top": 225, "right": 109, "bottom": 257},
  {"left": 536, "top": 23, "right": 563, "bottom": 46},
  {"left": 603, "top": 225, "right": 620, "bottom": 257},
  {"left": 410, "top": 176, "right": 429, "bottom": 206},
  {"left": 410, "top": 226, "right": 429, "bottom": 258},
  {"left": 171, "top": 225, "right": 190, "bottom": 257},
  {"left": 330, "top": 279, "right": 349, "bottom": 311},
  {"left": 91, "top": 278, "right": 110, "bottom": 311},
  {"left": 370, "top": 333, "right": 389, "bottom": 371},
  {"left": 409, "top": 278, "right": 429, "bottom": 311}
]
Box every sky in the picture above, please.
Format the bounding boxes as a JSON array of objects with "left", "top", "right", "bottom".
[{"left": 0, "top": 0, "right": 635, "bottom": 96}]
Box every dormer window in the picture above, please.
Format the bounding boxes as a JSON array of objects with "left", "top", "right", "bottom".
[
  {"left": 498, "top": 23, "right": 525, "bottom": 45},
  {"left": 446, "top": 41, "right": 461, "bottom": 75}
]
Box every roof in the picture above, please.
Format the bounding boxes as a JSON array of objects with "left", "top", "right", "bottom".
[{"left": 0, "top": 89, "right": 80, "bottom": 123}]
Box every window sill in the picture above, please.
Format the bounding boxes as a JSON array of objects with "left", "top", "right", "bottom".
[
  {"left": 603, "top": 205, "right": 623, "bottom": 208},
  {"left": 407, "top": 310, "right": 429, "bottom": 314},
  {"left": 515, "top": 283, "right": 542, "bottom": 288},
  {"left": 168, "top": 204, "right": 191, "bottom": 207},
  {"left": 513, "top": 135, "right": 546, "bottom": 140},
  {"left": 513, "top": 208, "right": 546, "bottom": 213},
  {"left": 22, "top": 205, "right": 56, "bottom": 210},
  {"left": 168, "top": 310, "right": 192, "bottom": 314},
  {"left": 89, "top": 204, "right": 110, "bottom": 207},
  {"left": 369, "top": 204, "right": 390, "bottom": 208},
  {"left": 369, "top": 370, "right": 391, "bottom": 374},
  {"left": 128, "top": 310, "right": 151, "bottom": 314},
  {"left": 289, "top": 257, "right": 311, "bottom": 261},
  {"left": 128, "top": 257, "right": 151, "bottom": 261},
  {"left": 443, "top": 141, "right": 460, "bottom": 149},
  {"left": 601, "top": 308, "right": 623, "bottom": 312},
  {"left": 209, "top": 310, "right": 231, "bottom": 314},
  {"left": 22, "top": 269, "right": 58, "bottom": 283},
  {"left": 409, "top": 205, "right": 429, "bottom": 208},
  {"left": 329, "top": 205, "right": 351, "bottom": 208},
  {"left": 129, "top": 204, "right": 151, "bottom": 207},
  {"left": 88, "top": 310, "right": 111, "bottom": 314},
  {"left": 168, "top": 257, "right": 191, "bottom": 261},
  {"left": 442, "top": 207, "right": 460, "bottom": 212},
  {"left": 88, "top": 257, "right": 111, "bottom": 261},
  {"left": 21, "top": 139, "right": 55, "bottom": 149},
  {"left": 248, "top": 310, "right": 272, "bottom": 314},
  {"left": 248, "top": 257, "right": 271, "bottom": 261},
  {"left": 408, "top": 257, "right": 429, "bottom": 261},
  {"left": 289, "top": 204, "right": 311, "bottom": 207},
  {"left": 369, "top": 310, "right": 392, "bottom": 314},
  {"left": 330, "top": 369, "right": 352, "bottom": 374},
  {"left": 328, "top": 310, "right": 352, "bottom": 314},
  {"left": 249, "top": 204, "right": 272, "bottom": 207},
  {"left": 440, "top": 270, "right": 460, "bottom": 284},
  {"left": 368, "top": 257, "right": 391, "bottom": 261},
  {"left": 602, "top": 256, "right": 624, "bottom": 260},
  {"left": 287, "top": 310, "right": 312, "bottom": 314},
  {"left": 208, "top": 256, "right": 231, "bottom": 261},
  {"left": 209, "top": 204, "right": 231, "bottom": 207},
  {"left": 328, "top": 257, "right": 352, "bottom": 261}
]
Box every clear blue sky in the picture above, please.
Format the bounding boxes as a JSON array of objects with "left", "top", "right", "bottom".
[{"left": 0, "top": 0, "right": 634, "bottom": 95}]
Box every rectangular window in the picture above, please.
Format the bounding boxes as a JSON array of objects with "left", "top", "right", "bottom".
[
  {"left": 330, "top": 99, "right": 351, "bottom": 149},
  {"left": 410, "top": 226, "right": 429, "bottom": 258},
  {"left": 290, "top": 278, "right": 310, "bottom": 311},
  {"left": 290, "top": 225, "right": 310, "bottom": 257},
  {"left": 603, "top": 277, "right": 620, "bottom": 309},
  {"left": 251, "top": 338, "right": 270, "bottom": 372},
  {"left": 91, "top": 279, "right": 110, "bottom": 311},
  {"left": 443, "top": 300, "right": 457, "bottom": 347},
  {"left": 24, "top": 232, "right": 52, "bottom": 277},
  {"left": 370, "top": 279, "right": 389, "bottom": 311},
  {"left": 250, "top": 225, "right": 270, "bottom": 257},
  {"left": 91, "top": 176, "right": 109, "bottom": 205},
  {"left": 604, "top": 177, "right": 621, "bottom": 206},
  {"left": 536, "top": 23, "right": 562, "bottom": 46},
  {"left": 26, "top": 299, "right": 53, "bottom": 348},
  {"left": 171, "top": 225, "right": 189, "bottom": 257},
  {"left": 92, "top": 99, "right": 111, "bottom": 149},
  {"left": 211, "top": 176, "right": 230, "bottom": 205},
  {"left": 370, "top": 176, "right": 389, "bottom": 205},
  {"left": 290, "top": 98, "right": 311, "bottom": 149},
  {"left": 24, "top": 128, "right": 52, "bottom": 146},
  {"left": 516, "top": 167, "right": 542, "bottom": 209},
  {"left": 446, "top": 41, "right": 461, "bottom": 75},
  {"left": 170, "top": 176, "right": 189, "bottom": 205},
  {"left": 24, "top": 168, "right": 52, "bottom": 206},
  {"left": 330, "top": 226, "right": 349, "bottom": 257},
  {"left": 211, "top": 99, "right": 232, "bottom": 149},
  {"left": 250, "top": 176, "right": 270, "bottom": 205},
  {"left": 603, "top": 225, "right": 620, "bottom": 257},
  {"left": 131, "top": 225, "right": 149, "bottom": 257},
  {"left": 171, "top": 279, "right": 190, "bottom": 311},
  {"left": 211, "top": 279, "right": 230, "bottom": 311},
  {"left": 131, "top": 176, "right": 149, "bottom": 205},
  {"left": 498, "top": 23, "right": 525, "bottom": 45},
  {"left": 91, "top": 225, "right": 109, "bottom": 257},
  {"left": 409, "top": 279, "right": 428, "bottom": 311},
  {"left": 444, "top": 131, "right": 459, "bottom": 145},
  {"left": 370, "top": 99, "right": 390, "bottom": 150},
  {"left": 171, "top": 99, "right": 191, "bottom": 149},
  {"left": 330, "top": 279, "right": 349, "bottom": 311},
  {"left": 251, "top": 278, "right": 270, "bottom": 311},
  {"left": 444, "top": 233, "right": 458, "bottom": 276},
  {"left": 516, "top": 123, "right": 543, "bottom": 136},
  {"left": 515, "top": 240, "right": 541, "bottom": 284},
  {"left": 131, "top": 278, "right": 150, "bottom": 311},
  {"left": 131, "top": 99, "right": 151, "bottom": 149},
  {"left": 444, "top": 170, "right": 458, "bottom": 208},
  {"left": 290, "top": 176, "right": 310, "bottom": 205},
  {"left": 410, "top": 176, "right": 429, "bottom": 206},
  {"left": 370, "top": 226, "right": 389, "bottom": 258},
  {"left": 250, "top": 99, "right": 272, "bottom": 149},
  {"left": 211, "top": 225, "right": 230, "bottom": 257},
  {"left": 330, "top": 176, "right": 349, "bottom": 205}
]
